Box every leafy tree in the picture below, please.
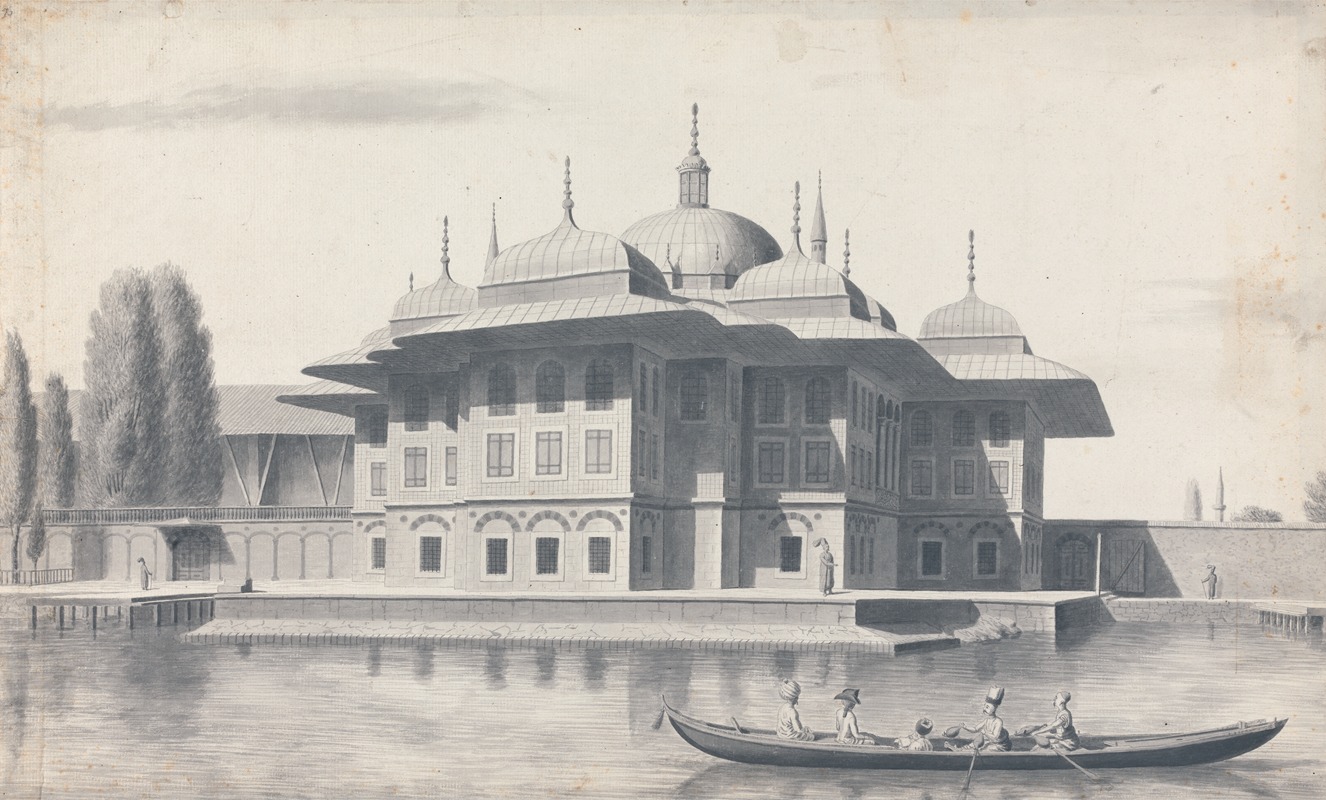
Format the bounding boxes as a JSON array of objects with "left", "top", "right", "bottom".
[
  {"left": 1183, "top": 479, "right": 1203, "bottom": 521},
  {"left": 80, "top": 268, "right": 166, "bottom": 507},
  {"left": 0, "top": 330, "right": 38, "bottom": 571},
  {"left": 151, "top": 264, "right": 222, "bottom": 505},
  {"left": 1305, "top": 471, "right": 1326, "bottom": 523},
  {"left": 25, "top": 502, "right": 46, "bottom": 569},
  {"left": 1231, "top": 505, "right": 1283, "bottom": 523},
  {"left": 39, "top": 373, "right": 76, "bottom": 508}
]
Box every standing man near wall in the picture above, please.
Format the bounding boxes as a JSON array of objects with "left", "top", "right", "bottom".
[{"left": 1201, "top": 564, "right": 1218, "bottom": 600}]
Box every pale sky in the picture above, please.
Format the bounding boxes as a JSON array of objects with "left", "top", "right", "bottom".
[{"left": 1, "top": 1, "right": 1323, "bottom": 521}]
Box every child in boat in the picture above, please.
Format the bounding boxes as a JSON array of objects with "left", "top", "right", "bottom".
[
  {"left": 895, "top": 718, "right": 935, "bottom": 750},
  {"left": 1025, "top": 690, "right": 1080, "bottom": 750},
  {"left": 776, "top": 679, "right": 815, "bottom": 741},
  {"left": 946, "top": 687, "right": 1011, "bottom": 752},
  {"left": 833, "top": 689, "right": 875, "bottom": 745}
]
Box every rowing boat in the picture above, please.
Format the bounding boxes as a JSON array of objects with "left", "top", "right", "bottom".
[{"left": 660, "top": 697, "right": 1285, "bottom": 770}]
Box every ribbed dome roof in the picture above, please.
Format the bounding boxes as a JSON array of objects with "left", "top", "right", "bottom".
[
  {"left": 391, "top": 276, "right": 477, "bottom": 321},
  {"left": 623, "top": 206, "right": 783, "bottom": 283},
  {"left": 481, "top": 218, "right": 668, "bottom": 295},
  {"left": 729, "top": 247, "right": 870, "bottom": 320},
  {"left": 919, "top": 288, "right": 1022, "bottom": 339}
]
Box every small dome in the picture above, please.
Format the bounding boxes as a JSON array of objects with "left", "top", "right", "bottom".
[
  {"left": 919, "top": 289, "right": 1022, "bottom": 339},
  {"left": 623, "top": 206, "right": 783, "bottom": 285},
  {"left": 391, "top": 277, "right": 477, "bottom": 322},
  {"left": 729, "top": 247, "right": 870, "bottom": 320},
  {"left": 360, "top": 325, "right": 392, "bottom": 346}
]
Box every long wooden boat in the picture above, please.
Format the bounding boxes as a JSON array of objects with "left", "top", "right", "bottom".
[{"left": 661, "top": 697, "right": 1286, "bottom": 770}]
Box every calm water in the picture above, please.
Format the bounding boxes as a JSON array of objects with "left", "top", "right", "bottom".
[{"left": 1, "top": 611, "right": 1322, "bottom": 800}]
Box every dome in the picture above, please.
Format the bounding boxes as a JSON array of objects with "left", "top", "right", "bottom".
[
  {"left": 918, "top": 289, "right": 1022, "bottom": 339},
  {"left": 390, "top": 216, "right": 478, "bottom": 323},
  {"left": 622, "top": 206, "right": 783, "bottom": 286},
  {"left": 729, "top": 247, "right": 870, "bottom": 320},
  {"left": 360, "top": 325, "right": 392, "bottom": 346}
]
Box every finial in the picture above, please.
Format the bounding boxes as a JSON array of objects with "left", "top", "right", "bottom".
[
  {"left": 409, "top": 272, "right": 414, "bottom": 292},
  {"left": 715, "top": 244, "right": 721, "bottom": 264},
  {"left": 689, "top": 103, "right": 700, "bottom": 156},
  {"left": 967, "top": 229, "right": 976, "bottom": 291},
  {"left": 792, "top": 181, "right": 802, "bottom": 249},
  {"left": 439, "top": 215, "right": 451, "bottom": 277},
  {"left": 486, "top": 203, "right": 500, "bottom": 266},
  {"left": 562, "top": 156, "right": 575, "bottom": 224},
  {"left": 665, "top": 243, "right": 672, "bottom": 268},
  {"left": 843, "top": 229, "right": 851, "bottom": 277}
]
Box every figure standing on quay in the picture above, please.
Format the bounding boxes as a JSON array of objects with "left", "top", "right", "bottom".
[
  {"left": 814, "top": 538, "right": 836, "bottom": 596},
  {"left": 1202, "top": 564, "right": 1218, "bottom": 599},
  {"left": 137, "top": 557, "right": 154, "bottom": 591}
]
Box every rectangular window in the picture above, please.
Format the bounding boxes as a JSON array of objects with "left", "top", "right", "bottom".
[
  {"left": 921, "top": 540, "right": 944, "bottom": 577},
  {"left": 445, "top": 447, "right": 458, "bottom": 486},
  {"left": 758, "top": 378, "right": 785, "bottom": 424},
  {"left": 779, "top": 536, "right": 802, "bottom": 573},
  {"left": 535, "top": 431, "right": 563, "bottom": 476},
  {"left": 365, "top": 407, "right": 387, "bottom": 449},
  {"left": 757, "top": 441, "right": 786, "bottom": 485},
  {"left": 650, "top": 434, "right": 660, "bottom": 480},
  {"left": 486, "top": 433, "right": 514, "bottom": 478},
  {"left": 636, "top": 429, "right": 647, "bottom": 477},
  {"left": 585, "top": 430, "right": 613, "bottom": 474},
  {"left": 803, "top": 441, "right": 831, "bottom": 484},
  {"left": 485, "top": 538, "right": 508, "bottom": 575},
  {"left": 587, "top": 537, "right": 612, "bottom": 574},
  {"left": 370, "top": 462, "right": 386, "bottom": 496},
  {"left": 370, "top": 537, "right": 386, "bottom": 570},
  {"left": 867, "top": 537, "right": 875, "bottom": 574},
  {"left": 651, "top": 367, "right": 660, "bottom": 417},
  {"left": 977, "top": 541, "right": 998, "bottom": 577},
  {"left": 680, "top": 373, "right": 708, "bottom": 421},
  {"left": 403, "top": 447, "right": 428, "bottom": 488},
  {"left": 419, "top": 536, "right": 442, "bottom": 573},
  {"left": 403, "top": 387, "right": 429, "bottom": 432},
  {"left": 990, "top": 413, "right": 1011, "bottom": 448},
  {"left": 910, "top": 460, "right": 933, "bottom": 496},
  {"left": 729, "top": 373, "right": 740, "bottom": 421},
  {"left": 535, "top": 537, "right": 560, "bottom": 576},
  {"left": 641, "top": 535, "right": 653, "bottom": 574},
  {"left": 849, "top": 445, "right": 858, "bottom": 486},
  {"left": 954, "top": 460, "right": 975, "bottom": 495},
  {"left": 989, "top": 460, "right": 1010, "bottom": 495},
  {"left": 866, "top": 451, "right": 874, "bottom": 489}
]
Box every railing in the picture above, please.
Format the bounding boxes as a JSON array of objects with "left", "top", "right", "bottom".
[
  {"left": 41, "top": 506, "right": 353, "bottom": 525},
  {"left": 0, "top": 568, "right": 74, "bottom": 586}
]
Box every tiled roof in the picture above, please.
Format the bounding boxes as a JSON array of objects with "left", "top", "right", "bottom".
[
  {"left": 66, "top": 385, "right": 355, "bottom": 439},
  {"left": 622, "top": 206, "right": 782, "bottom": 281},
  {"left": 276, "top": 380, "right": 382, "bottom": 418},
  {"left": 935, "top": 353, "right": 1089, "bottom": 381}
]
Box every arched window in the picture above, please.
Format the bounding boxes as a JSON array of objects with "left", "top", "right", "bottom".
[
  {"left": 989, "top": 411, "right": 1010, "bottom": 448},
  {"left": 758, "top": 377, "right": 786, "bottom": 425},
  {"left": 535, "top": 361, "right": 565, "bottom": 414},
  {"left": 952, "top": 409, "right": 975, "bottom": 447},
  {"left": 487, "top": 365, "right": 516, "bottom": 416},
  {"left": 804, "top": 378, "right": 831, "bottom": 425},
  {"left": 680, "top": 372, "right": 708, "bottom": 421},
  {"left": 585, "top": 360, "right": 614, "bottom": 411},
  {"left": 910, "top": 410, "right": 933, "bottom": 447}
]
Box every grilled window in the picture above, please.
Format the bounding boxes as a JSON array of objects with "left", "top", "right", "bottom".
[
  {"left": 585, "top": 360, "right": 614, "bottom": 411},
  {"left": 364, "top": 407, "right": 387, "bottom": 449},
  {"left": 779, "top": 536, "right": 802, "bottom": 573},
  {"left": 804, "top": 378, "right": 831, "bottom": 425},
  {"left": 535, "top": 537, "right": 560, "bottom": 576},
  {"left": 680, "top": 372, "right": 708, "bottom": 421},
  {"left": 485, "top": 538, "right": 508, "bottom": 575},
  {"left": 419, "top": 536, "right": 442, "bottom": 573},
  {"left": 989, "top": 411, "right": 1010, "bottom": 448},
  {"left": 952, "top": 410, "right": 976, "bottom": 447},
  {"left": 535, "top": 361, "right": 565, "bottom": 413},
  {"left": 921, "top": 541, "right": 944, "bottom": 577},
  {"left": 977, "top": 541, "right": 998, "bottom": 577},
  {"left": 910, "top": 411, "right": 933, "bottom": 447},
  {"left": 403, "top": 387, "right": 429, "bottom": 432},
  {"left": 370, "top": 537, "right": 386, "bottom": 570},
  {"left": 640, "top": 535, "right": 653, "bottom": 574},
  {"left": 488, "top": 365, "right": 516, "bottom": 416},
  {"left": 588, "top": 537, "right": 612, "bottom": 574},
  {"left": 758, "top": 377, "right": 785, "bottom": 424}
]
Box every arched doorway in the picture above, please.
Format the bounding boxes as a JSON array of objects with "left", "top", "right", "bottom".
[{"left": 1056, "top": 535, "right": 1094, "bottom": 590}]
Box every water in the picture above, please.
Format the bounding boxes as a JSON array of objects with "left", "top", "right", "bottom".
[{"left": 1, "top": 613, "right": 1322, "bottom": 800}]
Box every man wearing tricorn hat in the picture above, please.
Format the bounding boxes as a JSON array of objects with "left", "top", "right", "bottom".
[
  {"left": 832, "top": 688, "right": 875, "bottom": 745},
  {"left": 946, "top": 687, "right": 1011, "bottom": 751}
]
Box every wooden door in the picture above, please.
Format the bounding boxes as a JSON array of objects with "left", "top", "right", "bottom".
[
  {"left": 1057, "top": 539, "right": 1092, "bottom": 590},
  {"left": 173, "top": 536, "right": 209, "bottom": 581}
]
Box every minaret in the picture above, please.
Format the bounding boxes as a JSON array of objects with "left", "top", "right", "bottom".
[
  {"left": 561, "top": 156, "right": 576, "bottom": 227},
  {"left": 1215, "top": 467, "right": 1227, "bottom": 522},
  {"left": 966, "top": 230, "right": 977, "bottom": 294},
  {"left": 676, "top": 103, "right": 710, "bottom": 208},
  {"left": 842, "top": 229, "right": 851, "bottom": 278},
  {"left": 790, "top": 181, "right": 803, "bottom": 254},
  {"left": 810, "top": 171, "right": 828, "bottom": 263},
  {"left": 486, "top": 203, "right": 499, "bottom": 266}
]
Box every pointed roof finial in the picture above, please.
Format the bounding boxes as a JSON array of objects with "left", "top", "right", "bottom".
[
  {"left": 966, "top": 229, "right": 976, "bottom": 293},
  {"left": 409, "top": 271, "right": 414, "bottom": 292},
  {"left": 809, "top": 170, "right": 828, "bottom": 262},
  {"left": 561, "top": 156, "right": 576, "bottom": 225},
  {"left": 843, "top": 229, "right": 851, "bottom": 277},
  {"left": 665, "top": 243, "right": 673, "bottom": 268},
  {"left": 486, "top": 203, "right": 500, "bottom": 266},
  {"left": 791, "top": 181, "right": 802, "bottom": 251},
  {"left": 438, "top": 215, "right": 451, "bottom": 279},
  {"left": 689, "top": 102, "right": 700, "bottom": 156}
]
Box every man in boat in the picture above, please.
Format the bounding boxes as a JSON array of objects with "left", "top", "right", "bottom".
[
  {"left": 833, "top": 688, "right": 875, "bottom": 745},
  {"left": 1024, "top": 690, "right": 1080, "bottom": 751},
  {"left": 946, "top": 687, "right": 1011, "bottom": 752},
  {"left": 775, "top": 679, "right": 815, "bottom": 741},
  {"left": 814, "top": 538, "right": 836, "bottom": 596},
  {"left": 895, "top": 717, "right": 935, "bottom": 751}
]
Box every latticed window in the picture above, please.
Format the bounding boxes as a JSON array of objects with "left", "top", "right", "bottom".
[
  {"left": 403, "top": 447, "right": 428, "bottom": 488},
  {"left": 804, "top": 378, "right": 831, "bottom": 425},
  {"left": 976, "top": 541, "right": 998, "bottom": 576},
  {"left": 921, "top": 541, "right": 944, "bottom": 576},
  {"left": 651, "top": 367, "right": 660, "bottom": 417},
  {"left": 363, "top": 407, "right": 387, "bottom": 449},
  {"left": 640, "top": 536, "right": 653, "bottom": 574},
  {"left": 485, "top": 538, "right": 508, "bottom": 575},
  {"left": 850, "top": 381, "right": 858, "bottom": 427},
  {"left": 587, "top": 537, "right": 612, "bottom": 574},
  {"left": 868, "top": 394, "right": 876, "bottom": 433},
  {"left": 952, "top": 410, "right": 976, "bottom": 447},
  {"left": 488, "top": 365, "right": 516, "bottom": 416},
  {"left": 584, "top": 430, "right": 612, "bottom": 474},
  {"left": 585, "top": 360, "right": 615, "bottom": 411},
  {"left": 535, "top": 537, "right": 560, "bottom": 576},
  {"left": 486, "top": 434, "right": 514, "bottom": 478},
  {"left": 803, "top": 441, "right": 831, "bottom": 484},
  {"left": 370, "top": 462, "right": 386, "bottom": 496},
  {"left": 989, "top": 411, "right": 1010, "bottom": 448},
  {"left": 535, "top": 361, "right": 565, "bottom": 413},
  {"left": 779, "top": 536, "right": 802, "bottom": 573},
  {"left": 650, "top": 434, "right": 660, "bottom": 480},
  {"left": 757, "top": 441, "right": 786, "bottom": 484},
  {"left": 910, "top": 411, "right": 933, "bottom": 447},
  {"left": 535, "top": 431, "right": 562, "bottom": 476},
  {"left": 758, "top": 377, "right": 785, "bottom": 424},
  {"left": 729, "top": 373, "right": 740, "bottom": 421},
  {"left": 403, "top": 387, "right": 429, "bottom": 432},
  {"left": 954, "top": 459, "right": 976, "bottom": 495},
  {"left": 910, "top": 460, "right": 933, "bottom": 496},
  {"left": 636, "top": 429, "right": 647, "bottom": 477},
  {"left": 419, "top": 536, "right": 442, "bottom": 573},
  {"left": 370, "top": 537, "right": 386, "bottom": 570},
  {"left": 680, "top": 372, "right": 707, "bottom": 421},
  {"left": 989, "top": 460, "right": 1010, "bottom": 495}
]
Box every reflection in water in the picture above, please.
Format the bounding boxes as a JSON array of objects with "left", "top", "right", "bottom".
[
  {"left": 535, "top": 648, "right": 556, "bottom": 685},
  {"left": 973, "top": 641, "right": 998, "bottom": 681},
  {"left": 582, "top": 648, "right": 607, "bottom": 690},
  {"left": 772, "top": 650, "right": 797, "bottom": 680},
  {"left": 484, "top": 645, "right": 506, "bottom": 689},
  {"left": 413, "top": 644, "right": 434, "bottom": 681},
  {"left": 367, "top": 644, "right": 381, "bottom": 677}
]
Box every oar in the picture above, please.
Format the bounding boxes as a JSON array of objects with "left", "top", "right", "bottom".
[
  {"left": 960, "top": 746, "right": 979, "bottom": 792},
  {"left": 1051, "top": 745, "right": 1101, "bottom": 780},
  {"left": 650, "top": 694, "right": 667, "bottom": 731}
]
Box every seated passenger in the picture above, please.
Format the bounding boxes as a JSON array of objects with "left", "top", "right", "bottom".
[
  {"left": 1027, "top": 691, "right": 1080, "bottom": 751},
  {"left": 833, "top": 688, "right": 875, "bottom": 746},
  {"left": 895, "top": 717, "right": 935, "bottom": 751},
  {"left": 776, "top": 679, "right": 815, "bottom": 741},
  {"left": 946, "top": 687, "right": 1011, "bottom": 752}
]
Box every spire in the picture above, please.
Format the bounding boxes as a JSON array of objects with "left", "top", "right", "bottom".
[
  {"left": 843, "top": 229, "right": 851, "bottom": 277},
  {"left": 791, "top": 181, "right": 803, "bottom": 253},
  {"left": 966, "top": 229, "right": 976, "bottom": 294},
  {"left": 440, "top": 215, "right": 451, "bottom": 279},
  {"left": 486, "top": 203, "right": 499, "bottom": 266},
  {"left": 1215, "top": 467, "right": 1227, "bottom": 522},
  {"left": 561, "top": 156, "right": 576, "bottom": 227},
  {"left": 676, "top": 102, "right": 711, "bottom": 208},
  {"left": 810, "top": 170, "right": 828, "bottom": 263}
]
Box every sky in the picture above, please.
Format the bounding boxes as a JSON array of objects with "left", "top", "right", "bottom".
[{"left": 1, "top": 0, "right": 1323, "bottom": 521}]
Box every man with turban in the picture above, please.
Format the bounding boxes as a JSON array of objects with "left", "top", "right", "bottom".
[
  {"left": 1024, "top": 691, "right": 1080, "bottom": 751},
  {"left": 776, "top": 679, "right": 815, "bottom": 741}
]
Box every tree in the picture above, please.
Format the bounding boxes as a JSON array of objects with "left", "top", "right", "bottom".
[
  {"left": 39, "top": 373, "right": 76, "bottom": 508},
  {"left": 80, "top": 268, "right": 166, "bottom": 507},
  {"left": 0, "top": 330, "right": 38, "bottom": 571},
  {"left": 1232, "top": 505, "right": 1283, "bottom": 523},
  {"left": 151, "top": 264, "right": 223, "bottom": 505},
  {"left": 1305, "top": 471, "right": 1326, "bottom": 523},
  {"left": 25, "top": 502, "right": 46, "bottom": 569},
  {"left": 1183, "top": 479, "right": 1203, "bottom": 521}
]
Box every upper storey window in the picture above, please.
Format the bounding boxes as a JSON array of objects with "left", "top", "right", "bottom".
[
  {"left": 363, "top": 407, "right": 388, "bottom": 449},
  {"left": 639, "top": 365, "right": 648, "bottom": 408},
  {"left": 989, "top": 411, "right": 1011, "bottom": 448},
  {"left": 910, "top": 411, "right": 933, "bottom": 447},
  {"left": 585, "top": 360, "right": 615, "bottom": 411},
  {"left": 651, "top": 367, "right": 660, "bottom": 417},
  {"left": 850, "top": 381, "right": 859, "bottom": 428},
  {"left": 403, "top": 387, "right": 429, "bottom": 432},
  {"left": 952, "top": 410, "right": 976, "bottom": 447},
  {"left": 680, "top": 372, "right": 708, "bottom": 421},
  {"left": 804, "top": 378, "right": 831, "bottom": 425},
  {"left": 535, "top": 361, "right": 565, "bottom": 414},
  {"left": 488, "top": 365, "right": 516, "bottom": 417},
  {"left": 757, "top": 377, "right": 786, "bottom": 425}
]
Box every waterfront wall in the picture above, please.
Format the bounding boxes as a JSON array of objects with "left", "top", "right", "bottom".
[{"left": 1044, "top": 520, "right": 1326, "bottom": 600}]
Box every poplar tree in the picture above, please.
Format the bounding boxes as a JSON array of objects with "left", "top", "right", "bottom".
[
  {"left": 80, "top": 268, "right": 166, "bottom": 507},
  {"left": 25, "top": 502, "right": 46, "bottom": 569},
  {"left": 0, "top": 330, "right": 38, "bottom": 571},
  {"left": 151, "top": 264, "right": 222, "bottom": 505},
  {"left": 39, "top": 373, "right": 76, "bottom": 508}
]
